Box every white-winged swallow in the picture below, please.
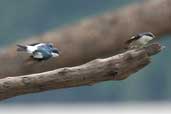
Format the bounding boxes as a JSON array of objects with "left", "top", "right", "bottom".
[
  {"left": 125, "top": 32, "right": 156, "bottom": 49},
  {"left": 17, "top": 42, "right": 60, "bottom": 61}
]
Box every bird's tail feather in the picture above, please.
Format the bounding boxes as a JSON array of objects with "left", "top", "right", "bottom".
[{"left": 16, "top": 44, "right": 27, "bottom": 51}]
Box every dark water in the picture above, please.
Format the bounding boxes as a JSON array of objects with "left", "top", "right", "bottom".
[{"left": 1, "top": 0, "right": 171, "bottom": 103}]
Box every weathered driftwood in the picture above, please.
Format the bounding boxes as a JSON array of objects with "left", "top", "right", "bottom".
[{"left": 0, "top": 44, "right": 162, "bottom": 101}]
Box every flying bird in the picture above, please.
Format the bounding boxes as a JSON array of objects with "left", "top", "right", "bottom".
[
  {"left": 125, "top": 32, "right": 156, "bottom": 49},
  {"left": 17, "top": 43, "right": 60, "bottom": 61}
]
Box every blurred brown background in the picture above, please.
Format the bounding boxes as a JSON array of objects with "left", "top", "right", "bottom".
[{"left": 0, "top": 0, "right": 171, "bottom": 103}]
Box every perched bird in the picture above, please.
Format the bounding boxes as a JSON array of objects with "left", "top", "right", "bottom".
[
  {"left": 17, "top": 43, "right": 60, "bottom": 61},
  {"left": 125, "top": 32, "right": 156, "bottom": 49}
]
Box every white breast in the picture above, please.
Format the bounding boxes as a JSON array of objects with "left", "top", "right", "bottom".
[
  {"left": 33, "top": 52, "right": 43, "bottom": 59},
  {"left": 138, "top": 36, "right": 153, "bottom": 45},
  {"left": 51, "top": 53, "right": 59, "bottom": 57}
]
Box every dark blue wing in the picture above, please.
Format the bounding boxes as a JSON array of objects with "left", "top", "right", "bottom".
[
  {"left": 125, "top": 35, "right": 141, "bottom": 44},
  {"left": 33, "top": 47, "right": 52, "bottom": 60},
  {"left": 46, "top": 43, "right": 54, "bottom": 48}
]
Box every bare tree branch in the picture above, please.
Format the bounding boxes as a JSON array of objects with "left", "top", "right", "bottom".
[
  {"left": 0, "top": 44, "right": 162, "bottom": 101},
  {"left": 0, "top": 0, "right": 170, "bottom": 78}
]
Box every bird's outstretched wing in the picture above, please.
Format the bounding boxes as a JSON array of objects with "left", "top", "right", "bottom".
[
  {"left": 33, "top": 48, "right": 52, "bottom": 60},
  {"left": 29, "top": 43, "right": 41, "bottom": 46},
  {"left": 125, "top": 35, "right": 140, "bottom": 44},
  {"left": 30, "top": 42, "right": 54, "bottom": 46}
]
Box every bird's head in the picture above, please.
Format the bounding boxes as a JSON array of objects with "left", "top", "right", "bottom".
[
  {"left": 141, "top": 32, "right": 156, "bottom": 39},
  {"left": 131, "top": 32, "right": 156, "bottom": 41},
  {"left": 51, "top": 48, "right": 60, "bottom": 57}
]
